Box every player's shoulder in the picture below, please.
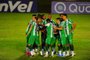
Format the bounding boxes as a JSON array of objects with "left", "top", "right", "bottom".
[
  {"left": 31, "top": 21, "right": 36, "bottom": 25},
  {"left": 68, "top": 19, "right": 72, "bottom": 21},
  {"left": 30, "top": 20, "right": 33, "bottom": 22},
  {"left": 68, "top": 19, "right": 73, "bottom": 22},
  {"left": 45, "top": 23, "right": 50, "bottom": 26},
  {"left": 68, "top": 19, "right": 73, "bottom": 24}
]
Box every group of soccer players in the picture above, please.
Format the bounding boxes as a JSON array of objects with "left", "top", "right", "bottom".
[{"left": 25, "top": 13, "right": 76, "bottom": 57}]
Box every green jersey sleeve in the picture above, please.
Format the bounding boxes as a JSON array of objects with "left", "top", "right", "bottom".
[
  {"left": 25, "top": 20, "right": 33, "bottom": 34},
  {"left": 68, "top": 19, "right": 73, "bottom": 25},
  {"left": 60, "top": 21, "right": 65, "bottom": 27}
]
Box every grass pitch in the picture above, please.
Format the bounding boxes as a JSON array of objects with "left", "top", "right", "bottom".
[{"left": 0, "top": 13, "right": 90, "bottom": 60}]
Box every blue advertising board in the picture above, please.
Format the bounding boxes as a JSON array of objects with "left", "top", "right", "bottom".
[
  {"left": 0, "top": 0, "right": 37, "bottom": 12},
  {"left": 51, "top": 2, "right": 90, "bottom": 14}
]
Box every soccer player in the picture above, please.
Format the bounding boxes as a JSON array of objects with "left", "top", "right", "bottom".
[
  {"left": 60, "top": 14, "right": 76, "bottom": 56},
  {"left": 55, "top": 18, "right": 63, "bottom": 56},
  {"left": 25, "top": 14, "right": 37, "bottom": 54},
  {"left": 42, "top": 14, "right": 47, "bottom": 24},
  {"left": 55, "top": 18, "right": 67, "bottom": 57},
  {"left": 50, "top": 18, "right": 63, "bottom": 57},
  {"left": 44, "top": 19, "right": 55, "bottom": 57},
  {"left": 36, "top": 14, "right": 45, "bottom": 55},
  {"left": 26, "top": 17, "right": 40, "bottom": 56},
  {"left": 39, "top": 14, "right": 47, "bottom": 56},
  {"left": 47, "top": 13, "right": 55, "bottom": 24}
]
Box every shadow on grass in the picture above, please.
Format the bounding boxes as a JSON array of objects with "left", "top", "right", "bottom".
[{"left": 17, "top": 54, "right": 72, "bottom": 60}]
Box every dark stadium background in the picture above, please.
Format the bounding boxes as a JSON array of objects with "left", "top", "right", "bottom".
[{"left": 37, "top": 0, "right": 90, "bottom": 13}]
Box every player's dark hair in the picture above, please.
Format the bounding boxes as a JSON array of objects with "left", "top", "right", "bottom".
[
  {"left": 32, "top": 14, "right": 36, "bottom": 16},
  {"left": 41, "top": 14, "right": 45, "bottom": 19},
  {"left": 37, "top": 14, "right": 43, "bottom": 19},
  {"left": 32, "top": 14, "right": 37, "bottom": 20},
  {"left": 35, "top": 17, "right": 38, "bottom": 20},
  {"left": 60, "top": 13, "right": 67, "bottom": 17},
  {"left": 46, "top": 18, "right": 51, "bottom": 23},
  {"left": 56, "top": 18, "right": 63, "bottom": 22}
]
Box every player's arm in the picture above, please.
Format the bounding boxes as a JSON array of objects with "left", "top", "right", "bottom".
[
  {"left": 45, "top": 23, "right": 50, "bottom": 27},
  {"left": 26, "top": 23, "right": 31, "bottom": 35},
  {"left": 54, "top": 22, "right": 64, "bottom": 30},
  {"left": 56, "top": 21, "right": 65, "bottom": 30},
  {"left": 38, "top": 24, "right": 45, "bottom": 27},
  {"left": 54, "top": 26, "right": 63, "bottom": 30},
  {"left": 26, "top": 24, "right": 33, "bottom": 36},
  {"left": 72, "top": 22, "right": 76, "bottom": 30},
  {"left": 70, "top": 22, "right": 77, "bottom": 32}
]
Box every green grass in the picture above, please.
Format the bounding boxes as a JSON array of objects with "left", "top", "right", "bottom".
[{"left": 0, "top": 13, "right": 90, "bottom": 60}]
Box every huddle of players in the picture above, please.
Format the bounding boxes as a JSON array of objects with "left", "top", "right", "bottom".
[{"left": 25, "top": 14, "right": 76, "bottom": 57}]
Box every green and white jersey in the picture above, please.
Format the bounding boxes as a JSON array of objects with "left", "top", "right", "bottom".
[
  {"left": 65, "top": 19, "right": 73, "bottom": 35},
  {"left": 57, "top": 23, "right": 61, "bottom": 37},
  {"left": 45, "top": 23, "right": 54, "bottom": 38},
  {"left": 50, "top": 19, "right": 55, "bottom": 25},
  {"left": 26, "top": 20, "right": 33, "bottom": 34},
  {"left": 42, "top": 19, "right": 47, "bottom": 25},
  {"left": 60, "top": 21, "right": 67, "bottom": 37},
  {"left": 30, "top": 21, "right": 38, "bottom": 36}
]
